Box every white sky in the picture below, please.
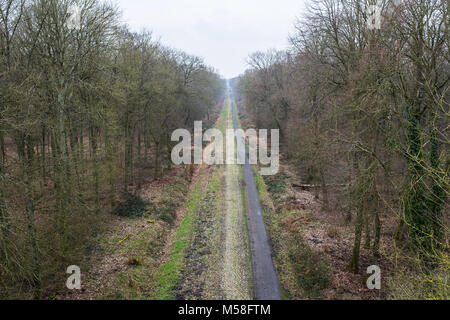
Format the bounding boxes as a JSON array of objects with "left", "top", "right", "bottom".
[{"left": 114, "top": 0, "right": 306, "bottom": 79}]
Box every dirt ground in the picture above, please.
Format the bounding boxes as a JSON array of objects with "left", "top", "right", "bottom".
[{"left": 54, "top": 167, "right": 192, "bottom": 300}]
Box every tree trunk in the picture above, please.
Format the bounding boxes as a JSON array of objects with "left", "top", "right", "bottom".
[
  {"left": 319, "top": 166, "right": 329, "bottom": 210},
  {"left": 17, "top": 134, "right": 40, "bottom": 292},
  {"left": 350, "top": 204, "right": 364, "bottom": 273},
  {"left": 90, "top": 127, "right": 100, "bottom": 214}
]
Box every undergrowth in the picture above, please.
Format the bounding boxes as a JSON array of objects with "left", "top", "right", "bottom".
[
  {"left": 114, "top": 194, "right": 151, "bottom": 217},
  {"left": 287, "top": 233, "right": 332, "bottom": 298}
]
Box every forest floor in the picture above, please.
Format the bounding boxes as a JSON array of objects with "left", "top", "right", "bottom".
[
  {"left": 53, "top": 166, "right": 192, "bottom": 299},
  {"left": 260, "top": 163, "right": 388, "bottom": 299}
]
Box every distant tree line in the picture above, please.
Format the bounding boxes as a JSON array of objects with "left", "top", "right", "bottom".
[
  {"left": 0, "top": 0, "right": 223, "bottom": 298},
  {"left": 238, "top": 0, "right": 448, "bottom": 273}
]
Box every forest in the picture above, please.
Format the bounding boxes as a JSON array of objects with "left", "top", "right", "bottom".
[
  {"left": 237, "top": 0, "right": 448, "bottom": 298},
  {"left": 0, "top": 0, "right": 223, "bottom": 298},
  {"left": 0, "top": 0, "right": 448, "bottom": 301}
]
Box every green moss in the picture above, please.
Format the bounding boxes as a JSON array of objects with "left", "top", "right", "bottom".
[
  {"left": 151, "top": 182, "right": 202, "bottom": 299},
  {"left": 253, "top": 166, "right": 271, "bottom": 206},
  {"left": 287, "top": 234, "right": 331, "bottom": 298}
]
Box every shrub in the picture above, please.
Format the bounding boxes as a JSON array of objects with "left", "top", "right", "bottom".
[
  {"left": 155, "top": 199, "right": 178, "bottom": 225},
  {"left": 114, "top": 194, "right": 152, "bottom": 217},
  {"left": 263, "top": 172, "right": 290, "bottom": 194},
  {"left": 288, "top": 234, "right": 331, "bottom": 298}
]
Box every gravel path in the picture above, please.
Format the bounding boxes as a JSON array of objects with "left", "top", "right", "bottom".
[
  {"left": 230, "top": 92, "right": 282, "bottom": 300},
  {"left": 176, "top": 92, "right": 280, "bottom": 300},
  {"left": 222, "top": 101, "right": 252, "bottom": 299}
]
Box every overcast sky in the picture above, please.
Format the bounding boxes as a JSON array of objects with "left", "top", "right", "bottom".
[{"left": 114, "top": 0, "right": 306, "bottom": 79}]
